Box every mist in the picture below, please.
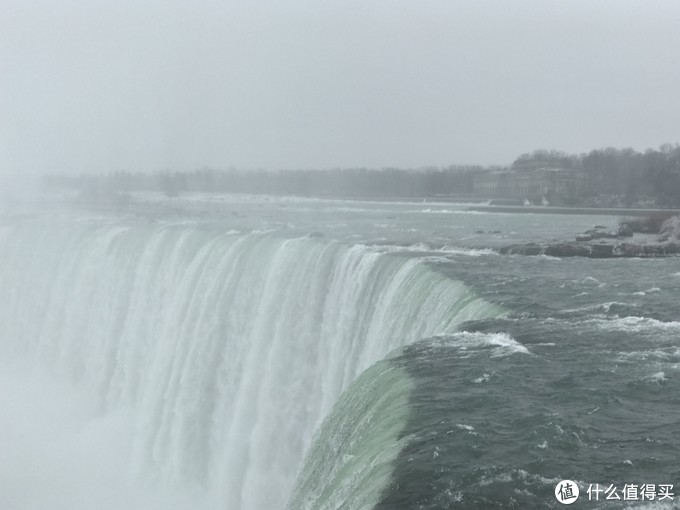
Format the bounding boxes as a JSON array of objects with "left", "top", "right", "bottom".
[
  {"left": 2, "top": 3, "right": 680, "bottom": 510},
  {"left": 2, "top": 0, "right": 680, "bottom": 181},
  {"left": 0, "top": 361, "right": 219, "bottom": 510}
]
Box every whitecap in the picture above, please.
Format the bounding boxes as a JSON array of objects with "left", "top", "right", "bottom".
[
  {"left": 472, "top": 373, "right": 492, "bottom": 383},
  {"left": 561, "top": 301, "right": 629, "bottom": 314},
  {"left": 445, "top": 332, "right": 530, "bottom": 356},
  {"left": 588, "top": 316, "right": 680, "bottom": 333},
  {"left": 439, "top": 247, "right": 498, "bottom": 257},
  {"left": 646, "top": 371, "right": 667, "bottom": 382}
]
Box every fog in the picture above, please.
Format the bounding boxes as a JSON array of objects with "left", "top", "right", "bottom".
[
  {"left": 1, "top": 3, "right": 680, "bottom": 509},
  {"left": 2, "top": 0, "right": 680, "bottom": 183},
  {"left": 0, "top": 361, "right": 219, "bottom": 510}
]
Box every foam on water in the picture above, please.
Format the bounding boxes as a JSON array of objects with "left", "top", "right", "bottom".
[
  {"left": 439, "top": 331, "right": 530, "bottom": 357},
  {"left": 561, "top": 301, "right": 631, "bottom": 314},
  {"left": 589, "top": 316, "right": 680, "bottom": 333},
  {"left": 645, "top": 371, "right": 667, "bottom": 383}
]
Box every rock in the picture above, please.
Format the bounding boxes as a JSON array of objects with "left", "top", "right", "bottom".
[
  {"left": 499, "top": 240, "right": 680, "bottom": 258},
  {"left": 588, "top": 244, "right": 616, "bottom": 258},
  {"left": 613, "top": 241, "right": 680, "bottom": 257},
  {"left": 617, "top": 225, "right": 634, "bottom": 237},
  {"left": 499, "top": 243, "right": 543, "bottom": 256},
  {"left": 576, "top": 228, "right": 621, "bottom": 241},
  {"left": 588, "top": 229, "right": 619, "bottom": 239},
  {"left": 543, "top": 243, "right": 614, "bottom": 258},
  {"left": 499, "top": 219, "right": 680, "bottom": 258}
]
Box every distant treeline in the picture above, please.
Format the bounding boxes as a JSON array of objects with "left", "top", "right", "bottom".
[
  {"left": 43, "top": 144, "right": 680, "bottom": 206},
  {"left": 43, "top": 165, "right": 482, "bottom": 199},
  {"left": 515, "top": 144, "right": 680, "bottom": 206}
]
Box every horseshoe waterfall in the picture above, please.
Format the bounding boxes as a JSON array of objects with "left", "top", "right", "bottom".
[{"left": 0, "top": 221, "right": 500, "bottom": 510}]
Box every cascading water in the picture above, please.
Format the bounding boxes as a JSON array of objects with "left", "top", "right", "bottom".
[
  {"left": 0, "top": 221, "right": 502, "bottom": 509},
  {"left": 285, "top": 357, "right": 416, "bottom": 510}
]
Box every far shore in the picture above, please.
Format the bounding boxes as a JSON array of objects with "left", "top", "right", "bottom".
[
  {"left": 466, "top": 205, "right": 680, "bottom": 217},
  {"left": 41, "top": 190, "right": 680, "bottom": 218}
]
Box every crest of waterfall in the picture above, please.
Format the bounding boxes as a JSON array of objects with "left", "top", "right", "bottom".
[
  {"left": 0, "top": 223, "right": 502, "bottom": 509},
  {"left": 285, "top": 358, "right": 415, "bottom": 510}
]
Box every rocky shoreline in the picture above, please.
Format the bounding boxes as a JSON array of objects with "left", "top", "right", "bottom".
[{"left": 500, "top": 221, "right": 680, "bottom": 258}]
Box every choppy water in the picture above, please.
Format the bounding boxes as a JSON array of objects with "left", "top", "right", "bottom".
[{"left": 1, "top": 194, "right": 678, "bottom": 509}]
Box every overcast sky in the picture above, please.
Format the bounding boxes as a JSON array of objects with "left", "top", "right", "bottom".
[{"left": 2, "top": 0, "right": 680, "bottom": 178}]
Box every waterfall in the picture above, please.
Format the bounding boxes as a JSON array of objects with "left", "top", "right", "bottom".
[
  {"left": 0, "top": 222, "right": 501, "bottom": 509},
  {"left": 285, "top": 357, "right": 414, "bottom": 510}
]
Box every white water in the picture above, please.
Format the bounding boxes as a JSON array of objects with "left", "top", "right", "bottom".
[{"left": 0, "top": 222, "right": 500, "bottom": 509}]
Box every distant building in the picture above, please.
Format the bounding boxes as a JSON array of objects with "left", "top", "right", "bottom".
[{"left": 473, "top": 160, "right": 584, "bottom": 205}]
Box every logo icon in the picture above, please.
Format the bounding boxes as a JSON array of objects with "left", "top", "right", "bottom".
[{"left": 555, "top": 480, "right": 580, "bottom": 504}]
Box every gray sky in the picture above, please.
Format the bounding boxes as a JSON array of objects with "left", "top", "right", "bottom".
[{"left": 2, "top": 0, "right": 680, "bottom": 177}]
